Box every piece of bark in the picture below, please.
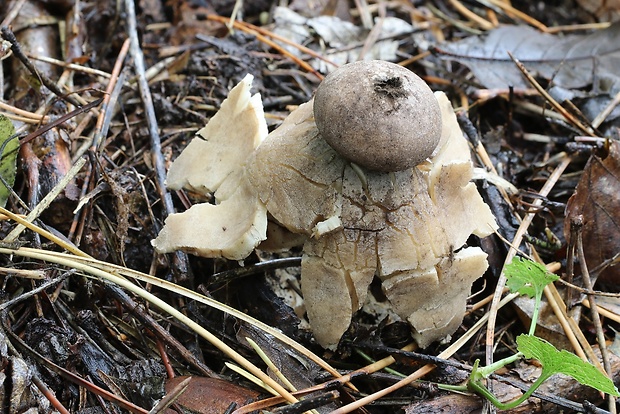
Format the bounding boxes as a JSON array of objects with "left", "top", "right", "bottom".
[{"left": 9, "top": 1, "right": 73, "bottom": 214}]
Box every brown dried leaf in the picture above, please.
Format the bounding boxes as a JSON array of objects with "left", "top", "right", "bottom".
[
  {"left": 164, "top": 376, "right": 259, "bottom": 414},
  {"left": 577, "top": 0, "right": 620, "bottom": 22},
  {"left": 438, "top": 24, "right": 620, "bottom": 99},
  {"left": 565, "top": 140, "right": 620, "bottom": 285}
]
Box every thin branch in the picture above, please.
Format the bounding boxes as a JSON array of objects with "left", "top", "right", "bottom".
[
  {"left": 1, "top": 26, "right": 82, "bottom": 107},
  {"left": 485, "top": 156, "right": 571, "bottom": 367},
  {"left": 124, "top": 0, "right": 189, "bottom": 275},
  {"left": 574, "top": 216, "right": 617, "bottom": 414}
]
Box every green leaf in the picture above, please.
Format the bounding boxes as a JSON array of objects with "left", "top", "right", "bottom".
[
  {"left": 504, "top": 257, "right": 558, "bottom": 299},
  {"left": 517, "top": 334, "right": 620, "bottom": 397},
  {"left": 0, "top": 115, "right": 17, "bottom": 208}
]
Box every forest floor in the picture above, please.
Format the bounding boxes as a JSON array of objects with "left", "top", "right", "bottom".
[{"left": 0, "top": 0, "right": 619, "bottom": 413}]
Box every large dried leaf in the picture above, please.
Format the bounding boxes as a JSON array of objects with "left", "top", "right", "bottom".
[
  {"left": 164, "top": 376, "right": 259, "bottom": 414},
  {"left": 437, "top": 24, "right": 620, "bottom": 97},
  {"left": 565, "top": 140, "right": 620, "bottom": 285}
]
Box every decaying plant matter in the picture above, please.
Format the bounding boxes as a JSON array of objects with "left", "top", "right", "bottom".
[{"left": 153, "top": 61, "right": 497, "bottom": 349}]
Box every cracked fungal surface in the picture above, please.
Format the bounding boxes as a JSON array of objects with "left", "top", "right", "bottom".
[
  {"left": 247, "top": 97, "right": 496, "bottom": 348},
  {"left": 153, "top": 74, "right": 497, "bottom": 349}
]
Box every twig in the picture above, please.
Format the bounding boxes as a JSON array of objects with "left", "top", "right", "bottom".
[
  {"left": 357, "top": 1, "right": 385, "bottom": 61},
  {"left": 19, "top": 98, "right": 103, "bottom": 146},
  {"left": 485, "top": 156, "right": 571, "bottom": 367},
  {"left": 574, "top": 216, "right": 617, "bottom": 414},
  {"left": 268, "top": 391, "right": 339, "bottom": 413},
  {"left": 592, "top": 88, "right": 620, "bottom": 128},
  {"left": 1, "top": 313, "right": 150, "bottom": 414},
  {"left": 26, "top": 54, "right": 113, "bottom": 79},
  {"left": 208, "top": 257, "right": 301, "bottom": 285},
  {"left": 0, "top": 26, "right": 82, "bottom": 108},
  {"left": 31, "top": 375, "right": 71, "bottom": 414},
  {"left": 449, "top": 0, "right": 495, "bottom": 30},
  {"left": 330, "top": 292, "right": 519, "bottom": 414},
  {"left": 354, "top": 0, "right": 373, "bottom": 30},
  {"left": 205, "top": 15, "right": 328, "bottom": 78},
  {"left": 0, "top": 271, "right": 70, "bottom": 311},
  {"left": 477, "top": 0, "right": 548, "bottom": 32},
  {"left": 104, "top": 284, "right": 217, "bottom": 378},
  {"left": 147, "top": 376, "right": 191, "bottom": 414},
  {"left": 70, "top": 40, "right": 129, "bottom": 247},
  {"left": 398, "top": 51, "right": 432, "bottom": 67},
  {"left": 508, "top": 52, "right": 597, "bottom": 137},
  {"left": 556, "top": 278, "right": 620, "bottom": 298},
  {"left": 91, "top": 37, "right": 130, "bottom": 151},
  {"left": 124, "top": 0, "right": 189, "bottom": 275},
  {"left": 0, "top": 0, "right": 27, "bottom": 27},
  {"left": 3, "top": 157, "right": 87, "bottom": 242}
]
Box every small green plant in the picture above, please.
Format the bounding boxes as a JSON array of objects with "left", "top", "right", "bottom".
[{"left": 444, "top": 257, "right": 619, "bottom": 410}]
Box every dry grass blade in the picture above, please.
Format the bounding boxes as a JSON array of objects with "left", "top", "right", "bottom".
[
  {"left": 479, "top": 0, "right": 548, "bottom": 31},
  {"left": 544, "top": 283, "right": 595, "bottom": 365},
  {"left": 485, "top": 156, "right": 572, "bottom": 367},
  {"left": 225, "top": 363, "right": 278, "bottom": 395},
  {"left": 3, "top": 323, "right": 149, "bottom": 414},
  {"left": 246, "top": 337, "right": 298, "bottom": 392},
  {"left": 0, "top": 205, "right": 353, "bottom": 402},
  {"left": 448, "top": 0, "right": 495, "bottom": 30},
  {"left": 147, "top": 376, "right": 191, "bottom": 414},
  {"left": 1, "top": 3, "right": 612, "bottom": 412},
  {"left": 205, "top": 17, "right": 338, "bottom": 71},
  {"left": 331, "top": 292, "right": 519, "bottom": 414},
  {"left": 206, "top": 14, "right": 325, "bottom": 79},
  {"left": 0, "top": 101, "right": 50, "bottom": 122},
  {"left": 0, "top": 271, "right": 69, "bottom": 311},
  {"left": 35, "top": 246, "right": 353, "bottom": 387},
  {"left": 4, "top": 157, "right": 86, "bottom": 242},
  {"left": 508, "top": 52, "right": 597, "bottom": 137},
  {"left": 0, "top": 244, "right": 300, "bottom": 405},
  {"left": 583, "top": 301, "right": 620, "bottom": 324},
  {"left": 0, "top": 206, "right": 87, "bottom": 257},
  {"left": 576, "top": 224, "right": 618, "bottom": 413}
]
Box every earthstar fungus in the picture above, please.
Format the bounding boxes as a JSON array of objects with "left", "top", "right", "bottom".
[{"left": 153, "top": 62, "right": 498, "bottom": 349}]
